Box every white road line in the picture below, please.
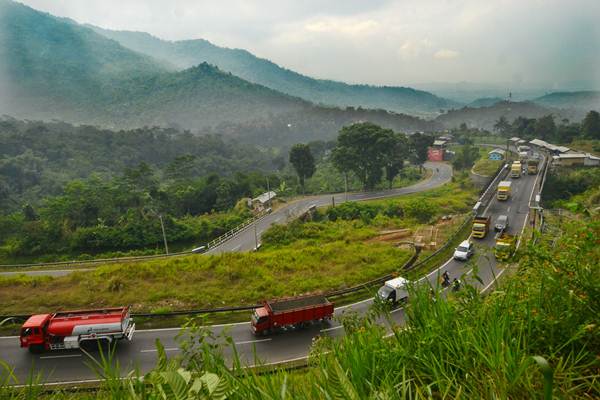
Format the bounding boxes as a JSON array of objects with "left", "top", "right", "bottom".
[
  {"left": 140, "top": 347, "right": 179, "bottom": 353},
  {"left": 39, "top": 354, "right": 81, "bottom": 359},
  {"left": 138, "top": 321, "right": 249, "bottom": 333},
  {"left": 337, "top": 297, "right": 372, "bottom": 310},
  {"left": 247, "top": 355, "right": 309, "bottom": 368},
  {"left": 320, "top": 325, "right": 344, "bottom": 333},
  {"left": 231, "top": 245, "right": 241, "bottom": 252},
  {"left": 234, "top": 338, "right": 271, "bottom": 345},
  {"left": 0, "top": 336, "right": 19, "bottom": 339}
]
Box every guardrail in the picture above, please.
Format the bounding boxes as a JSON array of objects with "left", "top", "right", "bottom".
[
  {"left": 0, "top": 210, "right": 271, "bottom": 270},
  {"left": 0, "top": 164, "right": 503, "bottom": 324},
  {"left": 206, "top": 209, "right": 270, "bottom": 250}
]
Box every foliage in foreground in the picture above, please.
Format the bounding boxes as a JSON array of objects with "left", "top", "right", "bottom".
[{"left": 2, "top": 218, "right": 598, "bottom": 399}]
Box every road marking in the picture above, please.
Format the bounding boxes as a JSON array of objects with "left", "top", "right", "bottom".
[
  {"left": 507, "top": 206, "right": 511, "bottom": 213},
  {"left": 137, "top": 320, "right": 250, "bottom": 333},
  {"left": 39, "top": 354, "right": 81, "bottom": 359},
  {"left": 140, "top": 347, "right": 179, "bottom": 353},
  {"left": 247, "top": 355, "right": 309, "bottom": 368},
  {"left": 235, "top": 338, "right": 271, "bottom": 345},
  {"left": 337, "top": 297, "right": 372, "bottom": 310},
  {"left": 231, "top": 245, "right": 241, "bottom": 252},
  {"left": 0, "top": 336, "right": 19, "bottom": 339},
  {"left": 320, "top": 325, "right": 343, "bottom": 333}
]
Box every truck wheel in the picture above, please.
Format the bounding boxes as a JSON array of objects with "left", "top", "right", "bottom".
[{"left": 28, "top": 344, "right": 44, "bottom": 354}]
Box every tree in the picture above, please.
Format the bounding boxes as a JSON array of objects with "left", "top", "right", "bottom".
[
  {"left": 493, "top": 116, "right": 511, "bottom": 137},
  {"left": 581, "top": 110, "right": 600, "bottom": 140},
  {"left": 332, "top": 123, "right": 397, "bottom": 190},
  {"left": 408, "top": 132, "right": 434, "bottom": 170},
  {"left": 383, "top": 133, "right": 409, "bottom": 189},
  {"left": 534, "top": 115, "right": 556, "bottom": 141},
  {"left": 452, "top": 143, "right": 480, "bottom": 170},
  {"left": 289, "top": 144, "right": 316, "bottom": 192}
]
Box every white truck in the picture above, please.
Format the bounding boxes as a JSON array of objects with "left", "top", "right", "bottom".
[{"left": 377, "top": 277, "right": 410, "bottom": 304}]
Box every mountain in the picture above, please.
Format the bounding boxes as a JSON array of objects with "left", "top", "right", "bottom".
[
  {"left": 532, "top": 91, "right": 600, "bottom": 111},
  {"left": 467, "top": 97, "right": 504, "bottom": 108},
  {"left": 89, "top": 26, "right": 458, "bottom": 116},
  {"left": 434, "top": 101, "right": 584, "bottom": 130},
  {"left": 0, "top": 0, "right": 436, "bottom": 145}
]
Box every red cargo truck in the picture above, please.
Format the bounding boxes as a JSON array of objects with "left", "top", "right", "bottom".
[
  {"left": 251, "top": 295, "right": 334, "bottom": 335},
  {"left": 19, "top": 306, "right": 135, "bottom": 353}
]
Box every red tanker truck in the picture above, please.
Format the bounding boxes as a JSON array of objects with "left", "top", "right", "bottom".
[
  {"left": 251, "top": 295, "right": 334, "bottom": 335},
  {"left": 19, "top": 306, "right": 135, "bottom": 353}
]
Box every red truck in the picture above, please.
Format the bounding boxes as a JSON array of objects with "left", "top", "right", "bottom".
[
  {"left": 19, "top": 306, "right": 135, "bottom": 353},
  {"left": 251, "top": 295, "right": 334, "bottom": 335}
]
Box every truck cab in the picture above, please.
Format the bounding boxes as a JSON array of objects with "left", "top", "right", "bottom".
[
  {"left": 377, "top": 277, "right": 410, "bottom": 304},
  {"left": 250, "top": 307, "right": 270, "bottom": 334},
  {"left": 19, "top": 314, "right": 50, "bottom": 353}
]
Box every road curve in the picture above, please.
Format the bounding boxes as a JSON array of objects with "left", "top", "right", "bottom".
[
  {"left": 0, "top": 162, "right": 451, "bottom": 278},
  {"left": 0, "top": 156, "right": 544, "bottom": 384}
]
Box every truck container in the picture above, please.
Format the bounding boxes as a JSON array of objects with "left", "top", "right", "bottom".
[
  {"left": 494, "top": 232, "right": 516, "bottom": 260},
  {"left": 251, "top": 295, "right": 334, "bottom": 335},
  {"left": 527, "top": 159, "right": 539, "bottom": 174},
  {"left": 472, "top": 216, "right": 491, "bottom": 239},
  {"left": 497, "top": 181, "right": 512, "bottom": 201},
  {"left": 511, "top": 161, "right": 521, "bottom": 178},
  {"left": 20, "top": 307, "right": 135, "bottom": 353},
  {"left": 377, "top": 277, "right": 410, "bottom": 304}
]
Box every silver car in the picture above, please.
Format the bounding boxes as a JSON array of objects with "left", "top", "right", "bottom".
[{"left": 494, "top": 215, "right": 509, "bottom": 232}]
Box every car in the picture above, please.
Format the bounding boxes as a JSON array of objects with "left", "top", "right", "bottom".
[
  {"left": 453, "top": 240, "right": 474, "bottom": 261},
  {"left": 494, "top": 215, "right": 509, "bottom": 232}
]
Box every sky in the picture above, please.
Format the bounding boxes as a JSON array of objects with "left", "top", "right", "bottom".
[{"left": 17, "top": 0, "right": 600, "bottom": 89}]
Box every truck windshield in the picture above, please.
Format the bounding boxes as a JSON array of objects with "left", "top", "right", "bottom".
[
  {"left": 21, "top": 328, "right": 33, "bottom": 337},
  {"left": 473, "top": 224, "right": 485, "bottom": 231},
  {"left": 377, "top": 286, "right": 393, "bottom": 299}
]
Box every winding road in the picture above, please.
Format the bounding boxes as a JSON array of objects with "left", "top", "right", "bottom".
[
  {"left": 0, "top": 157, "right": 544, "bottom": 385},
  {"left": 0, "top": 162, "right": 452, "bottom": 277}
]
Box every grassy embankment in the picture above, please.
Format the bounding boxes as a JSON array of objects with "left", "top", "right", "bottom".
[
  {"left": 3, "top": 191, "right": 598, "bottom": 398},
  {"left": 471, "top": 145, "right": 503, "bottom": 176},
  {"left": 0, "top": 180, "right": 477, "bottom": 319}
]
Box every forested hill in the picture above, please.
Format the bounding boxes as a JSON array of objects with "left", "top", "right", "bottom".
[
  {"left": 434, "top": 100, "right": 584, "bottom": 130},
  {"left": 532, "top": 91, "right": 600, "bottom": 111},
  {"left": 90, "top": 26, "right": 458, "bottom": 116},
  {"left": 0, "top": 118, "right": 278, "bottom": 211},
  {"left": 0, "top": 0, "right": 435, "bottom": 145}
]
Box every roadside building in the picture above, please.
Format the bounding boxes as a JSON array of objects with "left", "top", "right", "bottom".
[
  {"left": 249, "top": 191, "right": 276, "bottom": 211},
  {"left": 552, "top": 153, "right": 600, "bottom": 167},
  {"left": 488, "top": 148, "right": 506, "bottom": 160},
  {"left": 427, "top": 138, "right": 448, "bottom": 162}
]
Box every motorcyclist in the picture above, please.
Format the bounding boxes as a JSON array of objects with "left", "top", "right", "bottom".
[
  {"left": 442, "top": 271, "right": 450, "bottom": 287},
  {"left": 452, "top": 278, "right": 461, "bottom": 292}
]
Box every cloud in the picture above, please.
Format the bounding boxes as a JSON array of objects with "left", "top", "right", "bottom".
[{"left": 433, "top": 49, "right": 460, "bottom": 60}]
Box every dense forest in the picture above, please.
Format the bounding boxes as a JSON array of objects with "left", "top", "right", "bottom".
[{"left": 0, "top": 0, "right": 436, "bottom": 146}]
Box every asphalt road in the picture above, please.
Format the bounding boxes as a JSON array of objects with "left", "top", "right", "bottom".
[
  {"left": 0, "top": 158, "right": 543, "bottom": 384},
  {"left": 0, "top": 162, "right": 451, "bottom": 278}
]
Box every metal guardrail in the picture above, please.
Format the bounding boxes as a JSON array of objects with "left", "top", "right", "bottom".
[
  {"left": 0, "top": 163, "right": 506, "bottom": 323},
  {"left": 206, "top": 209, "right": 270, "bottom": 250},
  {"left": 0, "top": 211, "right": 271, "bottom": 270}
]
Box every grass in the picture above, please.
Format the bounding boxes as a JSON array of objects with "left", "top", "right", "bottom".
[
  {"left": 0, "top": 180, "right": 477, "bottom": 317},
  {"left": 569, "top": 139, "right": 600, "bottom": 156},
  {"left": 472, "top": 157, "right": 503, "bottom": 176},
  {"left": 3, "top": 215, "right": 597, "bottom": 398}
]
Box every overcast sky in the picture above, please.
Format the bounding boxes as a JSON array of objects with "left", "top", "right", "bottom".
[{"left": 18, "top": 0, "right": 600, "bottom": 89}]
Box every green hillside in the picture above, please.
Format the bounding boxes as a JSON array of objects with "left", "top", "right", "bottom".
[
  {"left": 90, "top": 26, "right": 459, "bottom": 116},
  {"left": 0, "top": 1, "right": 436, "bottom": 145},
  {"left": 533, "top": 91, "right": 600, "bottom": 111}
]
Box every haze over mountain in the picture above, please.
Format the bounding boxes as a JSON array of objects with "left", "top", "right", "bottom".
[
  {"left": 89, "top": 26, "right": 458, "bottom": 116},
  {"left": 0, "top": 0, "right": 436, "bottom": 145},
  {"left": 532, "top": 91, "right": 600, "bottom": 112}
]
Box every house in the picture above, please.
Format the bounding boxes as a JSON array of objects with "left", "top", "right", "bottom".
[
  {"left": 250, "top": 191, "right": 277, "bottom": 211},
  {"left": 509, "top": 137, "right": 521, "bottom": 145},
  {"left": 488, "top": 149, "right": 506, "bottom": 160}
]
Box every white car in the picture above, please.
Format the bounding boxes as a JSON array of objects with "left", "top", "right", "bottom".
[{"left": 453, "top": 240, "right": 474, "bottom": 261}]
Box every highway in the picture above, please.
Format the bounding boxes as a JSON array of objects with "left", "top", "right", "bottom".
[
  {"left": 0, "top": 162, "right": 452, "bottom": 277},
  {"left": 0, "top": 157, "right": 543, "bottom": 385}
]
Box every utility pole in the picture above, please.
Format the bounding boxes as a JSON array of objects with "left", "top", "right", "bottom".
[
  {"left": 254, "top": 221, "right": 259, "bottom": 250},
  {"left": 266, "top": 176, "right": 270, "bottom": 202},
  {"left": 344, "top": 173, "right": 348, "bottom": 202},
  {"left": 158, "top": 214, "right": 169, "bottom": 255}
]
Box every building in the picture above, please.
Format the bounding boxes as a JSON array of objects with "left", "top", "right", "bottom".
[
  {"left": 552, "top": 153, "right": 600, "bottom": 167},
  {"left": 427, "top": 138, "right": 448, "bottom": 161},
  {"left": 488, "top": 148, "right": 506, "bottom": 160},
  {"left": 249, "top": 191, "right": 277, "bottom": 211},
  {"left": 509, "top": 137, "right": 521, "bottom": 145}
]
